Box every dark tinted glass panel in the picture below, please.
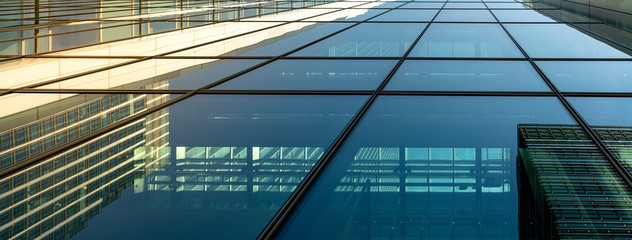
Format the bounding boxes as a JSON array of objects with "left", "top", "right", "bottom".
[
  {"left": 505, "top": 24, "right": 632, "bottom": 58},
  {"left": 291, "top": 23, "right": 425, "bottom": 57},
  {"left": 67, "top": 94, "right": 366, "bottom": 239},
  {"left": 537, "top": 61, "right": 632, "bottom": 92},
  {"left": 410, "top": 23, "right": 523, "bottom": 58},
  {"left": 214, "top": 59, "right": 397, "bottom": 90},
  {"left": 385, "top": 60, "right": 550, "bottom": 91},
  {"left": 278, "top": 96, "right": 575, "bottom": 240}
]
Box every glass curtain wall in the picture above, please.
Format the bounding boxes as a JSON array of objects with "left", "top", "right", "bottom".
[{"left": 0, "top": 0, "right": 632, "bottom": 239}]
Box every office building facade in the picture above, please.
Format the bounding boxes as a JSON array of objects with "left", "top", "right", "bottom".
[{"left": 0, "top": 0, "right": 632, "bottom": 239}]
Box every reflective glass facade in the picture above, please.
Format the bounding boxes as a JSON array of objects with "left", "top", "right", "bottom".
[{"left": 1, "top": 0, "right": 632, "bottom": 239}]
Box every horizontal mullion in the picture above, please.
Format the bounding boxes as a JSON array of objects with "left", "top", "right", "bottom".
[{"left": 8, "top": 89, "right": 632, "bottom": 98}]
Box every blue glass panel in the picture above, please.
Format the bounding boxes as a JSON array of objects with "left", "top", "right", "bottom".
[
  {"left": 399, "top": 2, "right": 445, "bottom": 8},
  {"left": 385, "top": 60, "right": 550, "bottom": 91},
  {"left": 434, "top": 10, "right": 497, "bottom": 22},
  {"left": 306, "top": 9, "right": 387, "bottom": 22},
  {"left": 238, "top": 23, "right": 354, "bottom": 56},
  {"left": 70, "top": 94, "right": 367, "bottom": 240},
  {"left": 410, "top": 23, "right": 523, "bottom": 58},
  {"left": 369, "top": 9, "right": 438, "bottom": 22},
  {"left": 291, "top": 23, "right": 425, "bottom": 57},
  {"left": 168, "top": 59, "right": 265, "bottom": 89},
  {"left": 505, "top": 24, "right": 632, "bottom": 58},
  {"left": 278, "top": 96, "right": 575, "bottom": 240},
  {"left": 167, "top": 22, "right": 355, "bottom": 57},
  {"left": 537, "top": 61, "right": 632, "bottom": 92},
  {"left": 537, "top": 9, "right": 596, "bottom": 22},
  {"left": 569, "top": 97, "right": 632, "bottom": 127},
  {"left": 498, "top": 0, "right": 529, "bottom": 2},
  {"left": 214, "top": 59, "right": 397, "bottom": 90},
  {"left": 568, "top": 97, "right": 632, "bottom": 171},
  {"left": 492, "top": 10, "right": 556, "bottom": 22},
  {"left": 444, "top": 2, "right": 487, "bottom": 8},
  {"left": 486, "top": 2, "right": 530, "bottom": 9},
  {"left": 360, "top": 2, "right": 406, "bottom": 8}
]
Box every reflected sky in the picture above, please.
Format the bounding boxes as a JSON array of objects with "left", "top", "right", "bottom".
[
  {"left": 443, "top": 2, "right": 486, "bottom": 9},
  {"left": 213, "top": 59, "right": 397, "bottom": 90},
  {"left": 291, "top": 23, "right": 425, "bottom": 57},
  {"left": 506, "top": 24, "right": 632, "bottom": 58},
  {"left": 385, "top": 60, "right": 550, "bottom": 91},
  {"left": 434, "top": 10, "right": 497, "bottom": 22},
  {"left": 410, "top": 23, "right": 523, "bottom": 58},
  {"left": 537, "top": 61, "right": 632, "bottom": 92},
  {"left": 568, "top": 97, "right": 632, "bottom": 127},
  {"left": 485, "top": 2, "right": 530, "bottom": 9},
  {"left": 168, "top": 59, "right": 266, "bottom": 89},
  {"left": 368, "top": 9, "right": 438, "bottom": 22},
  {"left": 278, "top": 96, "right": 576, "bottom": 240}
]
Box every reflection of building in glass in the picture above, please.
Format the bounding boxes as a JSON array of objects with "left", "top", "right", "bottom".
[
  {"left": 141, "top": 146, "right": 322, "bottom": 194},
  {"left": 0, "top": 89, "right": 170, "bottom": 239},
  {"left": 306, "top": 146, "right": 514, "bottom": 239},
  {"left": 0, "top": 1, "right": 369, "bottom": 117},
  {"left": 536, "top": 0, "right": 632, "bottom": 31},
  {"left": 137, "top": 145, "right": 512, "bottom": 239},
  {"left": 518, "top": 124, "right": 632, "bottom": 239},
  {"left": 1, "top": 0, "right": 632, "bottom": 238},
  {"left": 0, "top": 0, "right": 341, "bottom": 55}
]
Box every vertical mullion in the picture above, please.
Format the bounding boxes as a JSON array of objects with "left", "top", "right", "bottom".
[{"left": 256, "top": 1, "right": 448, "bottom": 239}]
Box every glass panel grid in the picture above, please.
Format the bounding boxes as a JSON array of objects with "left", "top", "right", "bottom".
[{"left": 2, "top": 0, "right": 632, "bottom": 239}]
